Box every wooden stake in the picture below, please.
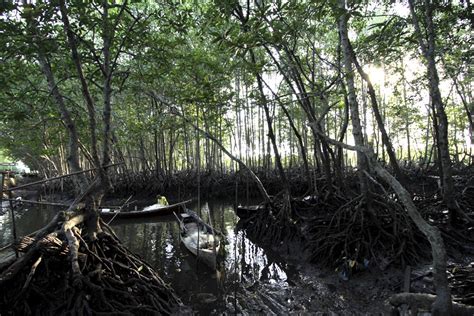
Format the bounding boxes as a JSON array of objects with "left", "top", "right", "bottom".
[
  {"left": 1, "top": 173, "right": 18, "bottom": 258},
  {"left": 8, "top": 189, "right": 18, "bottom": 258},
  {"left": 404, "top": 265, "right": 412, "bottom": 293}
]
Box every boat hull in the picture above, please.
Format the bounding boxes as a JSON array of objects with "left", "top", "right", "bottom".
[
  {"left": 178, "top": 211, "right": 220, "bottom": 269},
  {"left": 235, "top": 205, "right": 263, "bottom": 219},
  {"left": 182, "top": 235, "right": 220, "bottom": 269},
  {"left": 100, "top": 199, "right": 191, "bottom": 221}
]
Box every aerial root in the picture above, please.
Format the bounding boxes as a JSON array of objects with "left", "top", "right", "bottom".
[
  {"left": 240, "top": 194, "right": 301, "bottom": 248},
  {"left": 238, "top": 189, "right": 430, "bottom": 269},
  {"left": 0, "top": 209, "right": 183, "bottom": 315},
  {"left": 448, "top": 265, "right": 474, "bottom": 306},
  {"left": 303, "top": 192, "right": 430, "bottom": 268}
]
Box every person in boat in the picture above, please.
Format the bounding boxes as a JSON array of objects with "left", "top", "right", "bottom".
[
  {"left": 156, "top": 194, "right": 169, "bottom": 206},
  {"left": 2, "top": 173, "right": 16, "bottom": 199}
]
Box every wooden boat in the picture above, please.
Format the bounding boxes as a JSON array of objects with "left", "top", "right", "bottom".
[
  {"left": 0, "top": 198, "right": 22, "bottom": 215},
  {"left": 107, "top": 214, "right": 177, "bottom": 226},
  {"left": 235, "top": 204, "right": 264, "bottom": 219},
  {"left": 177, "top": 210, "right": 220, "bottom": 269},
  {"left": 99, "top": 199, "right": 191, "bottom": 221}
]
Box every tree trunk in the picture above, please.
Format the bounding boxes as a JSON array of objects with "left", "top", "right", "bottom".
[
  {"left": 36, "top": 56, "right": 84, "bottom": 185},
  {"left": 278, "top": 99, "right": 311, "bottom": 181},
  {"left": 258, "top": 65, "right": 312, "bottom": 187},
  {"left": 30, "top": 19, "right": 87, "bottom": 192},
  {"left": 402, "top": 68, "right": 412, "bottom": 162},
  {"left": 314, "top": 126, "right": 452, "bottom": 316},
  {"left": 58, "top": 0, "right": 119, "bottom": 239},
  {"left": 155, "top": 94, "right": 272, "bottom": 205},
  {"left": 349, "top": 41, "right": 404, "bottom": 181},
  {"left": 336, "top": 91, "right": 350, "bottom": 189},
  {"left": 257, "top": 77, "right": 290, "bottom": 193},
  {"left": 101, "top": 0, "right": 112, "bottom": 188},
  {"left": 408, "top": 0, "right": 455, "bottom": 210},
  {"left": 262, "top": 43, "right": 333, "bottom": 189},
  {"left": 58, "top": 0, "right": 100, "bottom": 171},
  {"left": 337, "top": 0, "right": 369, "bottom": 194}
]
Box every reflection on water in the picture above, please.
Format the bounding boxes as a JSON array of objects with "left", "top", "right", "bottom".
[
  {"left": 0, "top": 200, "right": 295, "bottom": 314},
  {"left": 113, "top": 200, "right": 295, "bottom": 313},
  {"left": 0, "top": 205, "right": 57, "bottom": 248}
]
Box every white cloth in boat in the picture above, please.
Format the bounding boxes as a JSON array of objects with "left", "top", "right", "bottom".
[
  {"left": 185, "top": 223, "right": 217, "bottom": 250},
  {"left": 142, "top": 203, "right": 165, "bottom": 211}
]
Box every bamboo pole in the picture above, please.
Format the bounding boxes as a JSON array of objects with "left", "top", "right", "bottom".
[
  {"left": 2, "top": 198, "right": 135, "bottom": 210},
  {"left": 105, "top": 195, "right": 133, "bottom": 225},
  {"left": 3, "top": 199, "right": 69, "bottom": 207},
  {"left": 5, "top": 163, "right": 123, "bottom": 192}
]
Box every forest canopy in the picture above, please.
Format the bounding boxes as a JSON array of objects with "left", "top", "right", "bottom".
[{"left": 0, "top": 0, "right": 471, "bottom": 178}]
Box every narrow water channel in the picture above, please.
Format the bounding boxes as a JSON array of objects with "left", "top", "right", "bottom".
[{"left": 0, "top": 199, "right": 297, "bottom": 314}]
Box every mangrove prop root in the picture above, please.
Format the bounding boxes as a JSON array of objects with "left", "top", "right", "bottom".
[
  {"left": 449, "top": 265, "right": 474, "bottom": 306},
  {"left": 0, "top": 213, "right": 183, "bottom": 315},
  {"left": 238, "top": 172, "right": 472, "bottom": 273},
  {"left": 239, "top": 187, "right": 443, "bottom": 269},
  {"left": 242, "top": 196, "right": 300, "bottom": 248},
  {"left": 303, "top": 193, "right": 431, "bottom": 268}
]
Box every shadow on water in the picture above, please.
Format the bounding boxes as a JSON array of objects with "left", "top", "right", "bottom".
[{"left": 0, "top": 199, "right": 297, "bottom": 314}]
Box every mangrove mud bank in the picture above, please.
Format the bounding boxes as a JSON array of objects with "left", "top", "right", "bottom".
[{"left": 237, "top": 165, "right": 474, "bottom": 313}]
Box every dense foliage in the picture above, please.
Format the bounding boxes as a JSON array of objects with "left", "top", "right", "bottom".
[{"left": 0, "top": 1, "right": 470, "bottom": 180}]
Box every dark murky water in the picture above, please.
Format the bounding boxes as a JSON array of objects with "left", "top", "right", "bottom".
[{"left": 0, "top": 199, "right": 296, "bottom": 314}]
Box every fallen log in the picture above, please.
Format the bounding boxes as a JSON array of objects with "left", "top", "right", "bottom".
[{"left": 389, "top": 293, "right": 474, "bottom": 316}]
